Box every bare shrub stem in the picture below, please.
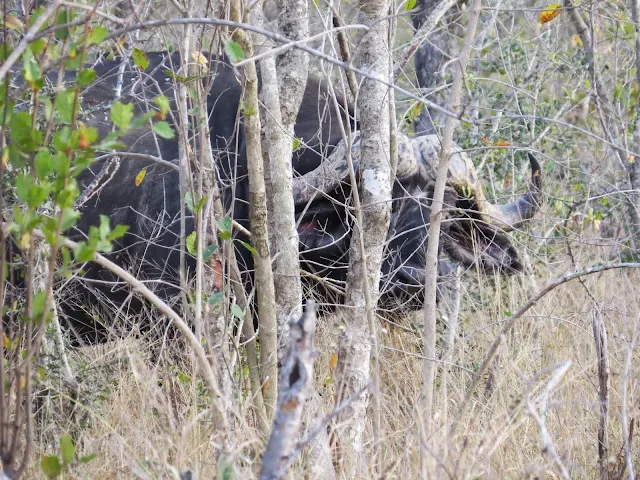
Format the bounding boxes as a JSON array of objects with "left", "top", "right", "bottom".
[{"left": 420, "top": 1, "right": 482, "bottom": 475}]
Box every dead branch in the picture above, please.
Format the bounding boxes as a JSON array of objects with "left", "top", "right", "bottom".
[
  {"left": 259, "top": 301, "right": 318, "bottom": 480},
  {"left": 525, "top": 361, "right": 573, "bottom": 480}
]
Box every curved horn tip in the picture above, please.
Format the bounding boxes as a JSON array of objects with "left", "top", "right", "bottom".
[{"left": 527, "top": 152, "right": 542, "bottom": 174}]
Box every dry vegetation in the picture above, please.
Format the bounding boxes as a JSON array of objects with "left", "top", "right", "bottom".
[
  {"left": 3, "top": 0, "right": 640, "bottom": 478},
  {"left": 23, "top": 250, "right": 640, "bottom": 478}
]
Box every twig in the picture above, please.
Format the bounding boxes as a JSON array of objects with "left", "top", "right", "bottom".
[
  {"left": 284, "top": 384, "right": 370, "bottom": 471},
  {"left": 525, "top": 361, "right": 572, "bottom": 480},
  {"left": 394, "top": 0, "right": 458, "bottom": 77},
  {"left": 59, "top": 1, "right": 125, "bottom": 24},
  {"left": 420, "top": 1, "right": 482, "bottom": 477}
]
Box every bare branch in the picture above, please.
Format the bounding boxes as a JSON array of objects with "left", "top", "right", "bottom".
[
  {"left": 420, "top": 2, "right": 481, "bottom": 476},
  {"left": 525, "top": 361, "right": 572, "bottom": 480}
]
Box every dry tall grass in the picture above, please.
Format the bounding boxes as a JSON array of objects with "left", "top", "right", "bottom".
[{"left": 21, "top": 235, "right": 640, "bottom": 478}]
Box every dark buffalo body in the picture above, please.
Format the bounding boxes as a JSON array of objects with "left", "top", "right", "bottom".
[{"left": 5, "top": 51, "right": 541, "bottom": 343}]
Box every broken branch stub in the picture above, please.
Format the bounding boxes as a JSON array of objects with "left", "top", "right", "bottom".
[{"left": 259, "top": 301, "right": 318, "bottom": 480}]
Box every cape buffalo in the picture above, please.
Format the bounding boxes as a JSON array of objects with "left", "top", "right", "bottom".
[{"left": 3, "top": 51, "right": 541, "bottom": 343}]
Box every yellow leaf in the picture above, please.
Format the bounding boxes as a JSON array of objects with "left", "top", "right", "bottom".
[
  {"left": 3, "top": 15, "right": 24, "bottom": 32},
  {"left": 323, "top": 375, "right": 332, "bottom": 388},
  {"left": 540, "top": 4, "right": 562, "bottom": 24},
  {"left": 19, "top": 376, "right": 26, "bottom": 389},
  {"left": 3, "top": 333, "right": 10, "bottom": 349},
  {"left": 329, "top": 353, "right": 338, "bottom": 369},
  {"left": 135, "top": 168, "right": 147, "bottom": 186},
  {"left": 262, "top": 378, "right": 270, "bottom": 396},
  {"left": 629, "top": 154, "right": 636, "bottom": 164},
  {"left": 495, "top": 140, "right": 510, "bottom": 147},
  {"left": 571, "top": 34, "right": 583, "bottom": 48},
  {"left": 19, "top": 231, "right": 31, "bottom": 250},
  {"left": 2, "top": 148, "right": 8, "bottom": 167},
  {"left": 192, "top": 51, "right": 208, "bottom": 66},
  {"left": 593, "top": 218, "right": 601, "bottom": 231}
]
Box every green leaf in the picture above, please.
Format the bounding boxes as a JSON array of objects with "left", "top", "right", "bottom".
[
  {"left": 34, "top": 149, "right": 53, "bottom": 178},
  {"left": 131, "top": 110, "right": 155, "bottom": 129},
  {"left": 40, "top": 455, "right": 62, "bottom": 478},
  {"left": 132, "top": 48, "right": 149, "bottom": 70},
  {"left": 77, "top": 68, "right": 96, "bottom": 86},
  {"left": 237, "top": 240, "right": 256, "bottom": 256},
  {"left": 61, "top": 208, "right": 81, "bottom": 231},
  {"left": 194, "top": 195, "right": 208, "bottom": 215},
  {"left": 230, "top": 304, "right": 244, "bottom": 321},
  {"left": 31, "top": 290, "right": 48, "bottom": 321},
  {"left": 30, "top": 38, "right": 46, "bottom": 55},
  {"left": 94, "top": 138, "right": 126, "bottom": 151},
  {"left": 99, "top": 215, "right": 110, "bottom": 240},
  {"left": 10, "top": 111, "right": 41, "bottom": 152},
  {"left": 292, "top": 137, "right": 302, "bottom": 150},
  {"left": 107, "top": 224, "right": 129, "bottom": 241},
  {"left": 55, "top": 89, "right": 78, "bottom": 124},
  {"left": 51, "top": 152, "right": 70, "bottom": 176},
  {"left": 207, "top": 291, "right": 224, "bottom": 305},
  {"left": 154, "top": 95, "right": 170, "bottom": 115},
  {"left": 111, "top": 102, "right": 134, "bottom": 130},
  {"left": 73, "top": 242, "right": 95, "bottom": 263},
  {"left": 78, "top": 453, "right": 98, "bottom": 464},
  {"left": 15, "top": 173, "right": 49, "bottom": 208},
  {"left": 186, "top": 231, "right": 197, "bottom": 256},
  {"left": 405, "top": 0, "right": 417, "bottom": 10},
  {"left": 88, "top": 26, "right": 108, "bottom": 45},
  {"left": 55, "top": 9, "right": 73, "bottom": 40},
  {"left": 152, "top": 121, "right": 174, "bottom": 139},
  {"left": 184, "top": 191, "right": 194, "bottom": 213},
  {"left": 60, "top": 434, "right": 75, "bottom": 466},
  {"left": 220, "top": 462, "right": 235, "bottom": 480},
  {"left": 22, "top": 48, "right": 42, "bottom": 88},
  {"left": 202, "top": 244, "right": 217, "bottom": 261},
  {"left": 407, "top": 101, "right": 423, "bottom": 122},
  {"left": 240, "top": 100, "right": 257, "bottom": 117},
  {"left": 224, "top": 40, "right": 245, "bottom": 63},
  {"left": 215, "top": 216, "right": 232, "bottom": 240}
]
